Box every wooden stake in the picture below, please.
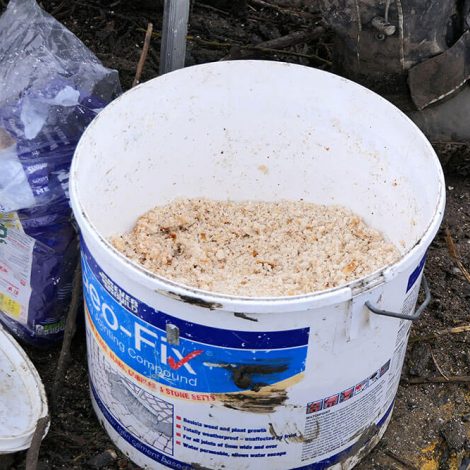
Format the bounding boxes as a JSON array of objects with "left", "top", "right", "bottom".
[
  {"left": 133, "top": 22, "right": 154, "bottom": 88},
  {"left": 51, "top": 263, "right": 82, "bottom": 410},
  {"left": 25, "top": 416, "right": 49, "bottom": 470}
]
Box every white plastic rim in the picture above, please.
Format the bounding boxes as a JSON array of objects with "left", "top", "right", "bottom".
[
  {"left": 0, "top": 325, "right": 49, "bottom": 453},
  {"left": 70, "top": 61, "right": 445, "bottom": 470}
]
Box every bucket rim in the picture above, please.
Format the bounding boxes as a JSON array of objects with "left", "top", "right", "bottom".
[
  {"left": 70, "top": 60, "right": 446, "bottom": 313},
  {"left": 0, "top": 325, "right": 49, "bottom": 453}
]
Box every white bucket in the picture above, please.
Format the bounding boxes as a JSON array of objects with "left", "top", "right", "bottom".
[{"left": 70, "top": 61, "right": 445, "bottom": 469}]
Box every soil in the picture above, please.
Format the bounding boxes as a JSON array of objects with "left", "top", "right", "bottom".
[{"left": 0, "top": 0, "right": 469, "bottom": 469}]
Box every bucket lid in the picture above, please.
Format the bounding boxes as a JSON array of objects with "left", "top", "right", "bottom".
[{"left": 0, "top": 324, "right": 49, "bottom": 453}]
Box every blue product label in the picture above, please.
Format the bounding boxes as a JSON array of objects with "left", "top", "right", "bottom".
[
  {"left": 82, "top": 242, "right": 309, "bottom": 394},
  {"left": 406, "top": 254, "right": 426, "bottom": 293}
]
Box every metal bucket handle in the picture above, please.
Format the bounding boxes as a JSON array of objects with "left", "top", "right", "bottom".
[{"left": 365, "top": 275, "right": 431, "bottom": 321}]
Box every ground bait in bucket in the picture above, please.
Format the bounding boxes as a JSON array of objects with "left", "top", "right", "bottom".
[{"left": 111, "top": 199, "right": 399, "bottom": 297}]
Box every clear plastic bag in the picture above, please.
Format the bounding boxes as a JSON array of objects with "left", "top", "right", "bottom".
[{"left": 0, "top": 0, "right": 121, "bottom": 346}]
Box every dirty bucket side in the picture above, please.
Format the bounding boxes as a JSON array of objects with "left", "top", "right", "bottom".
[{"left": 71, "top": 61, "right": 445, "bottom": 469}]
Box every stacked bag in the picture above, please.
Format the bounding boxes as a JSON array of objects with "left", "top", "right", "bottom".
[{"left": 0, "top": 0, "right": 121, "bottom": 345}]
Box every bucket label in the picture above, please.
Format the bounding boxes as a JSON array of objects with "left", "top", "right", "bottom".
[
  {"left": 81, "top": 244, "right": 308, "bottom": 395},
  {"left": 401, "top": 254, "right": 426, "bottom": 318},
  {"left": 82, "top": 241, "right": 409, "bottom": 470},
  {"left": 406, "top": 254, "right": 426, "bottom": 293}
]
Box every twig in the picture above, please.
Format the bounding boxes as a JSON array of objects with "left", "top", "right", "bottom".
[
  {"left": 384, "top": 450, "right": 419, "bottom": 470},
  {"left": 194, "top": 2, "right": 230, "bottom": 16},
  {"left": 25, "top": 416, "right": 49, "bottom": 470},
  {"left": 72, "top": 453, "right": 86, "bottom": 463},
  {"left": 133, "top": 22, "right": 153, "bottom": 88},
  {"left": 248, "top": 0, "right": 317, "bottom": 18},
  {"left": 445, "top": 227, "right": 470, "bottom": 283},
  {"left": 52, "top": 264, "right": 82, "bottom": 410},
  {"left": 50, "top": 0, "right": 68, "bottom": 16},
  {"left": 252, "top": 27, "right": 324, "bottom": 50},
  {"left": 243, "top": 45, "right": 331, "bottom": 63},
  {"left": 431, "top": 352, "right": 450, "bottom": 381},
  {"left": 189, "top": 37, "right": 233, "bottom": 49},
  {"left": 250, "top": 0, "right": 280, "bottom": 9},
  {"left": 409, "top": 324, "right": 470, "bottom": 343},
  {"left": 205, "top": 43, "right": 329, "bottom": 62},
  {"left": 221, "top": 26, "right": 325, "bottom": 61},
  {"left": 404, "top": 375, "right": 470, "bottom": 385},
  {"left": 432, "top": 141, "right": 469, "bottom": 146},
  {"left": 147, "top": 30, "right": 244, "bottom": 48}
]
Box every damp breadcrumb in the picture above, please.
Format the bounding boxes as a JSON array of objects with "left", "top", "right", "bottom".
[{"left": 111, "top": 199, "right": 399, "bottom": 297}]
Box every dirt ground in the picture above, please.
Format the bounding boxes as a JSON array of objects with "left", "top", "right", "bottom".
[{"left": 0, "top": 0, "right": 469, "bottom": 469}]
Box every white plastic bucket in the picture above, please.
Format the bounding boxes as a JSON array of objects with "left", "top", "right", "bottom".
[{"left": 70, "top": 61, "right": 445, "bottom": 469}]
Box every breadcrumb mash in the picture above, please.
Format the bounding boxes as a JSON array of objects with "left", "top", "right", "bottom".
[{"left": 111, "top": 199, "right": 399, "bottom": 297}]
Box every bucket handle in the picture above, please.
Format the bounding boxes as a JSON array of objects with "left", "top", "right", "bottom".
[{"left": 365, "top": 275, "right": 431, "bottom": 321}]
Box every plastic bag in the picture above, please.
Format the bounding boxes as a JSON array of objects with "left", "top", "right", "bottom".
[{"left": 0, "top": 0, "right": 121, "bottom": 346}]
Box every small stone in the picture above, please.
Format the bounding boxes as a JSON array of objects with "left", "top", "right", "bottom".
[
  {"left": 462, "top": 414, "right": 470, "bottom": 423},
  {"left": 88, "top": 449, "right": 118, "bottom": 468},
  {"left": 407, "top": 399, "right": 418, "bottom": 411},
  {"left": 441, "top": 419, "right": 467, "bottom": 451}
]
